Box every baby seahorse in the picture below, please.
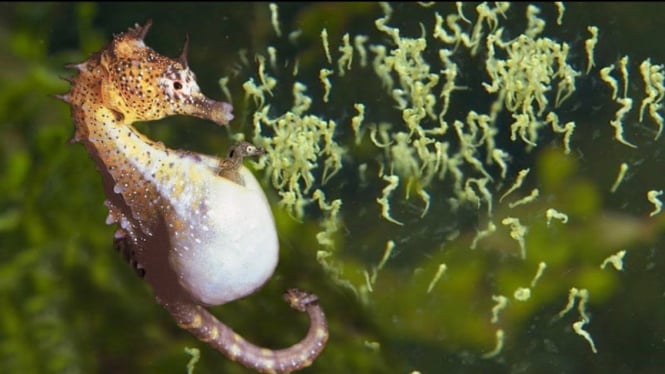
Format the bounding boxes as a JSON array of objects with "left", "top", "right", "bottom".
[
  {"left": 217, "top": 141, "right": 266, "bottom": 185},
  {"left": 57, "top": 20, "right": 328, "bottom": 373}
]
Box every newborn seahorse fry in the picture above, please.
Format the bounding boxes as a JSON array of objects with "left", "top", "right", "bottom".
[{"left": 57, "top": 20, "right": 327, "bottom": 373}]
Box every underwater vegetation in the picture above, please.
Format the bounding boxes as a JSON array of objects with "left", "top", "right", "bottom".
[{"left": 2, "top": 2, "right": 665, "bottom": 373}]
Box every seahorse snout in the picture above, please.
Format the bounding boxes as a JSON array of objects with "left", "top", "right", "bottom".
[{"left": 189, "top": 96, "right": 234, "bottom": 125}]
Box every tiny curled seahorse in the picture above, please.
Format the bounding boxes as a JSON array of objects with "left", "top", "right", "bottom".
[{"left": 57, "top": 20, "right": 328, "bottom": 373}]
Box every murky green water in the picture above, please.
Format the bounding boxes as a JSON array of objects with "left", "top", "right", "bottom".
[{"left": 1, "top": 3, "right": 665, "bottom": 373}]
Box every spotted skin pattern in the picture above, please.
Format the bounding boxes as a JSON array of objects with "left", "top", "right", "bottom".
[{"left": 58, "top": 20, "right": 328, "bottom": 373}]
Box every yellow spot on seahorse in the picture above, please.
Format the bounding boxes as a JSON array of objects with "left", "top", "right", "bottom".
[
  {"left": 262, "top": 359, "right": 275, "bottom": 372},
  {"left": 298, "top": 355, "right": 312, "bottom": 368},
  {"left": 202, "top": 326, "right": 219, "bottom": 342},
  {"left": 228, "top": 344, "right": 241, "bottom": 361},
  {"left": 179, "top": 313, "right": 202, "bottom": 329}
]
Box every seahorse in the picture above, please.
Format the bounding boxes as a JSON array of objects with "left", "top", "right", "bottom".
[
  {"left": 216, "top": 141, "right": 267, "bottom": 185},
  {"left": 57, "top": 20, "right": 328, "bottom": 373}
]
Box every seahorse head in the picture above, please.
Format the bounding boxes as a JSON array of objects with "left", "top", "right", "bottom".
[{"left": 95, "top": 20, "right": 233, "bottom": 125}]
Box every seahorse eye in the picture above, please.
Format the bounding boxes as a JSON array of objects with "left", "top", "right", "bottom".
[{"left": 173, "top": 81, "right": 183, "bottom": 90}]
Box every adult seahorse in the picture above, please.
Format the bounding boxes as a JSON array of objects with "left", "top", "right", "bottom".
[{"left": 57, "top": 20, "right": 327, "bottom": 373}]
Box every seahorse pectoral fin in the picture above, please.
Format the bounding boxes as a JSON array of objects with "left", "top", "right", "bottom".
[{"left": 163, "top": 289, "right": 328, "bottom": 373}]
